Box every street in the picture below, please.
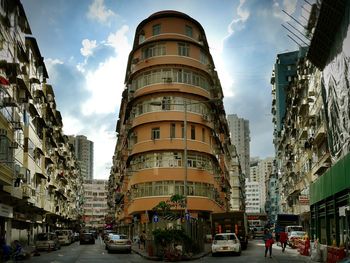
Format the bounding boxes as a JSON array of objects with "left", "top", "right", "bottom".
[{"left": 25, "top": 238, "right": 311, "bottom": 263}]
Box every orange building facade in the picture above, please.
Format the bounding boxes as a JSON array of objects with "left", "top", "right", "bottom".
[{"left": 108, "top": 11, "right": 238, "bottom": 228}]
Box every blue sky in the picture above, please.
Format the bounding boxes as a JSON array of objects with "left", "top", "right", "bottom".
[{"left": 21, "top": 0, "right": 311, "bottom": 179}]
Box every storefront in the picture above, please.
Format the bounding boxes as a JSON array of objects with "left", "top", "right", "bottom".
[{"left": 310, "top": 153, "right": 350, "bottom": 245}]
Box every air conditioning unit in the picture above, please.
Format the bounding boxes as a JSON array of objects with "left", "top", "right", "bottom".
[
  {"left": 12, "top": 122, "right": 22, "bottom": 130},
  {"left": 2, "top": 97, "right": 17, "bottom": 107},
  {"left": 9, "top": 141, "right": 19, "bottom": 148},
  {"left": 131, "top": 58, "right": 139, "bottom": 64},
  {"left": 0, "top": 128, "right": 7, "bottom": 136},
  {"left": 163, "top": 77, "right": 172, "bottom": 83}
]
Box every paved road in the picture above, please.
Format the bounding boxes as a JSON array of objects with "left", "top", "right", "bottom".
[{"left": 26, "top": 238, "right": 311, "bottom": 263}]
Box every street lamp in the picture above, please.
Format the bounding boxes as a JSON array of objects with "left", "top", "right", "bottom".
[{"left": 148, "top": 98, "right": 221, "bottom": 217}]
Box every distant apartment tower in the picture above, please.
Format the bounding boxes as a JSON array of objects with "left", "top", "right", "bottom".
[
  {"left": 69, "top": 135, "right": 94, "bottom": 179},
  {"left": 227, "top": 114, "right": 250, "bottom": 179},
  {"left": 83, "top": 179, "right": 108, "bottom": 229},
  {"left": 245, "top": 179, "right": 260, "bottom": 213},
  {"left": 247, "top": 157, "right": 273, "bottom": 213}
]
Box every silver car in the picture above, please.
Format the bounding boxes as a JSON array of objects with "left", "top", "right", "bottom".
[
  {"left": 212, "top": 233, "right": 241, "bottom": 256},
  {"left": 105, "top": 234, "right": 131, "bottom": 253},
  {"left": 35, "top": 232, "right": 61, "bottom": 251}
]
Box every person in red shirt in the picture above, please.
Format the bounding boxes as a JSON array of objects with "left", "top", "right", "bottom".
[{"left": 279, "top": 232, "right": 288, "bottom": 252}]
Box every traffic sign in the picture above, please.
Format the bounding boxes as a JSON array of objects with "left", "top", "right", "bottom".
[{"left": 153, "top": 214, "right": 159, "bottom": 223}]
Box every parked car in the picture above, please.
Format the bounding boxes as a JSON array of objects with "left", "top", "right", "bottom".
[
  {"left": 73, "top": 232, "right": 80, "bottom": 241},
  {"left": 105, "top": 234, "right": 131, "bottom": 253},
  {"left": 252, "top": 226, "right": 265, "bottom": 239},
  {"left": 211, "top": 233, "right": 241, "bottom": 256},
  {"left": 35, "top": 232, "right": 61, "bottom": 251},
  {"left": 288, "top": 231, "right": 306, "bottom": 247},
  {"left": 55, "top": 230, "right": 73, "bottom": 245},
  {"left": 80, "top": 232, "right": 95, "bottom": 245}
]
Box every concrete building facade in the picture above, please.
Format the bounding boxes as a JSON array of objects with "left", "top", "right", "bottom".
[
  {"left": 227, "top": 114, "right": 250, "bottom": 179},
  {"left": 82, "top": 179, "right": 108, "bottom": 229},
  {"left": 0, "top": 0, "right": 84, "bottom": 245},
  {"left": 108, "top": 11, "right": 241, "bottom": 234},
  {"left": 69, "top": 135, "right": 94, "bottom": 180}
]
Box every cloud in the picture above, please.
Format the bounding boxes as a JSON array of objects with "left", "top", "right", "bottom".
[
  {"left": 87, "top": 0, "right": 115, "bottom": 24},
  {"left": 227, "top": 0, "right": 250, "bottom": 36},
  {"left": 81, "top": 26, "right": 131, "bottom": 115},
  {"left": 80, "top": 39, "right": 97, "bottom": 57}
]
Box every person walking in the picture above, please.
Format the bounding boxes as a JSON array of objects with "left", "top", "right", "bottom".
[
  {"left": 263, "top": 229, "right": 274, "bottom": 258},
  {"left": 279, "top": 231, "right": 288, "bottom": 252}
]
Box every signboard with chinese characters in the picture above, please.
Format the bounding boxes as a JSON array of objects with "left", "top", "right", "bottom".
[{"left": 299, "top": 195, "right": 309, "bottom": 205}]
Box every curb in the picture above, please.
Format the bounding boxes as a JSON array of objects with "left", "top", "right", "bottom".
[{"left": 131, "top": 247, "right": 211, "bottom": 261}]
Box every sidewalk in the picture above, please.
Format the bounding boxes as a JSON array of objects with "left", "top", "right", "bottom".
[{"left": 131, "top": 242, "right": 212, "bottom": 261}]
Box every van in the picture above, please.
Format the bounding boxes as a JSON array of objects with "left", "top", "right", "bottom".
[{"left": 55, "top": 230, "right": 73, "bottom": 245}]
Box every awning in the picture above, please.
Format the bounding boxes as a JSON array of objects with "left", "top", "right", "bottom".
[{"left": 35, "top": 172, "right": 47, "bottom": 180}]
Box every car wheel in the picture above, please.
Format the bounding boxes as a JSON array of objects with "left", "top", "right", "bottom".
[{"left": 212, "top": 252, "right": 216, "bottom": 257}]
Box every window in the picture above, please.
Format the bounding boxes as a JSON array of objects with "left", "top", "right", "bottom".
[
  {"left": 191, "top": 125, "right": 195, "bottom": 140},
  {"left": 138, "top": 33, "right": 145, "bottom": 44},
  {"left": 181, "top": 124, "right": 184, "bottom": 138},
  {"left": 151, "top": 127, "right": 160, "bottom": 140},
  {"left": 200, "top": 50, "right": 208, "bottom": 64},
  {"left": 202, "top": 128, "right": 205, "bottom": 142},
  {"left": 185, "top": 25, "right": 193, "bottom": 37},
  {"left": 170, "top": 123, "right": 176, "bottom": 139},
  {"left": 152, "top": 24, "right": 161, "bottom": 35},
  {"left": 162, "top": 96, "right": 171, "bottom": 110},
  {"left": 178, "top": 43, "right": 189, "bottom": 56},
  {"left": 0, "top": 134, "right": 11, "bottom": 162},
  {"left": 142, "top": 44, "right": 166, "bottom": 59}
]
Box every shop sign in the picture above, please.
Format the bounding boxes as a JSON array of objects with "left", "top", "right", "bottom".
[
  {"left": 299, "top": 195, "right": 309, "bottom": 205},
  {"left": 0, "top": 204, "right": 13, "bottom": 218}
]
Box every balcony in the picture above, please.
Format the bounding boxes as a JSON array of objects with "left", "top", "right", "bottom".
[
  {"left": 313, "top": 124, "right": 326, "bottom": 145},
  {"left": 312, "top": 153, "right": 331, "bottom": 176}
]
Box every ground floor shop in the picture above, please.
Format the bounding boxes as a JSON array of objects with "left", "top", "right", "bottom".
[{"left": 310, "top": 152, "right": 350, "bottom": 246}]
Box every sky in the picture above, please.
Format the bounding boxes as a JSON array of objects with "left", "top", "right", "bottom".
[{"left": 21, "top": 0, "right": 312, "bottom": 180}]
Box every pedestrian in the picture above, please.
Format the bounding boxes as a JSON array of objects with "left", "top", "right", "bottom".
[
  {"left": 140, "top": 231, "right": 146, "bottom": 250},
  {"left": 279, "top": 231, "right": 288, "bottom": 252},
  {"left": 263, "top": 229, "right": 274, "bottom": 258}
]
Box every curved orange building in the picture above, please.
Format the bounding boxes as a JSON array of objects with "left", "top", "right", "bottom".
[{"left": 108, "top": 11, "right": 235, "bottom": 228}]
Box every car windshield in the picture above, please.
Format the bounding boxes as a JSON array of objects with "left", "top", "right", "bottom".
[
  {"left": 111, "top": 234, "right": 127, "bottom": 240},
  {"left": 291, "top": 231, "right": 306, "bottom": 237},
  {"left": 214, "top": 234, "right": 236, "bottom": 241}
]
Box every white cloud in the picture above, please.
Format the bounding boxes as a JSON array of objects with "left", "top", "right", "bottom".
[
  {"left": 86, "top": 125, "right": 115, "bottom": 179},
  {"left": 82, "top": 26, "right": 131, "bottom": 115},
  {"left": 80, "top": 39, "right": 97, "bottom": 57},
  {"left": 62, "top": 115, "right": 84, "bottom": 135},
  {"left": 227, "top": 0, "right": 250, "bottom": 35},
  {"left": 283, "top": 0, "right": 297, "bottom": 15},
  {"left": 107, "top": 25, "right": 130, "bottom": 54},
  {"left": 87, "top": 0, "right": 115, "bottom": 24}
]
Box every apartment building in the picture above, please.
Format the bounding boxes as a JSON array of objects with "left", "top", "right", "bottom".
[
  {"left": 0, "top": 0, "right": 83, "bottom": 244},
  {"left": 69, "top": 135, "right": 94, "bottom": 180},
  {"left": 306, "top": 0, "right": 350, "bottom": 246},
  {"left": 227, "top": 114, "right": 250, "bottom": 179},
  {"left": 82, "top": 179, "right": 108, "bottom": 229},
  {"left": 108, "top": 11, "right": 240, "bottom": 233}
]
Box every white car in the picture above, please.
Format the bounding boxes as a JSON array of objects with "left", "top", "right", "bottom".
[{"left": 211, "top": 233, "right": 241, "bottom": 256}]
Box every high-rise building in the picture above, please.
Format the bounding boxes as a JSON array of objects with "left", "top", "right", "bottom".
[
  {"left": 0, "top": 0, "right": 83, "bottom": 245},
  {"left": 108, "top": 10, "right": 238, "bottom": 230},
  {"left": 82, "top": 179, "right": 108, "bottom": 229},
  {"left": 227, "top": 114, "right": 250, "bottom": 179},
  {"left": 69, "top": 135, "right": 94, "bottom": 180}
]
